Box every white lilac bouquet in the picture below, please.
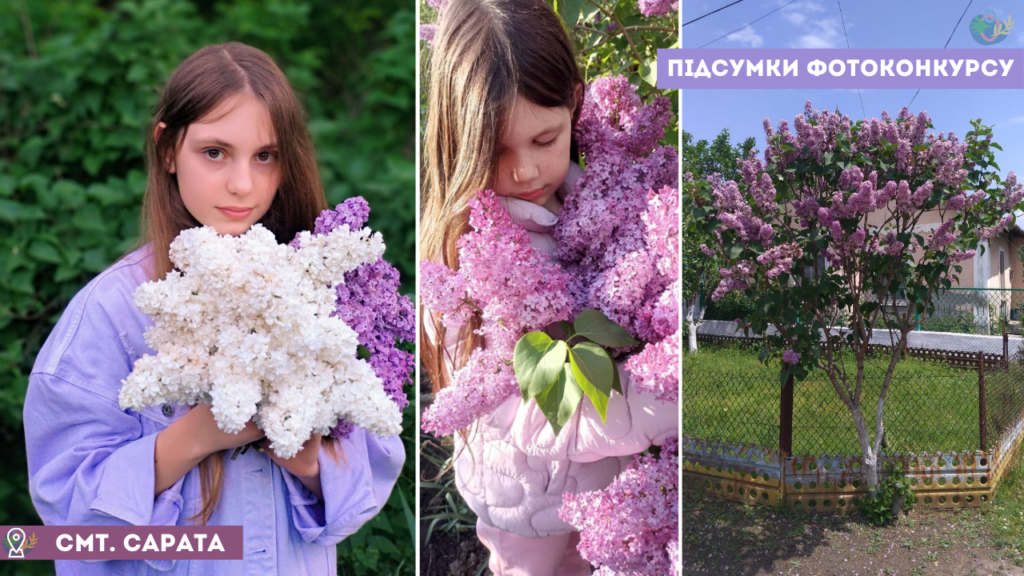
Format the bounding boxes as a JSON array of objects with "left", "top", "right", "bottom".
[
  {"left": 119, "top": 203, "right": 407, "bottom": 458},
  {"left": 559, "top": 436, "right": 679, "bottom": 576},
  {"left": 421, "top": 75, "right": 678, "bottom": 434}
]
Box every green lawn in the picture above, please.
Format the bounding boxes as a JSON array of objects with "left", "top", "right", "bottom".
[{"left": 683, "top": 344, "right": 1021, "bottom": 456}]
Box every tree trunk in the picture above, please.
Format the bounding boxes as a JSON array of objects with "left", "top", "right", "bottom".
[
  {"left": 850, "top": 403, "right": 880, "bottom": 493},
  {"left": 686, "top": 296, "right": 698, "bottom": 352}
]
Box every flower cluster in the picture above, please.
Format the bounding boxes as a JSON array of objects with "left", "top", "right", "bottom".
[
  {"left": 120, "top": 223, "right": 403, "bottom": 458},
  {"left": 302, "top": 199, "right": 415, "bottom": 439},
  {"left": 560, "top": 437, "right": 679, "bottom": 575},
  {"left": 638, "top": 0, "right": 678, "bottom": 17},
  {"left": 556, "top": 76, "right": 677, "bottom": 339},
  {"left": 420, "top": 191, "right": 575, "bottom": 436}
]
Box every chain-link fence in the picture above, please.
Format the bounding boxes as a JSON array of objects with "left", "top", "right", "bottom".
[
  {"left": 907, "top": 288, "right": 1024, "bottom": 335},
  {"left": 683, "top": 341, "right": 1024, "bottom": 458}
]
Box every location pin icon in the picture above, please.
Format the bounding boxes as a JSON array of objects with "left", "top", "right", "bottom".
[{"left": 7, "top": 528, "right": 26, "bottom": 558}]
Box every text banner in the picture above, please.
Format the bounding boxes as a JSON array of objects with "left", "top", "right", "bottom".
[
  {"left": 0, "top": 526, "right": 243, "bottom": 561},
  {"left": 656, "top": 49, "right": 1024, "bottom": 89}
]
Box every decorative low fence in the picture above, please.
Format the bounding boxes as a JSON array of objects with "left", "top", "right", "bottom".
[{"left": 683, "top": 334, "right": 1024, "bottom": 510}]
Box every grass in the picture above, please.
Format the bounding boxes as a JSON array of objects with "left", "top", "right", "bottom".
[{"left": 683, "top": 344, "right": 1022, "bottom": 456}]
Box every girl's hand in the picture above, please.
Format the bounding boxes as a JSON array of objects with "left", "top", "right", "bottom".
[
  {"left": 263, "top": 434, "right": 324, "bottom": 501},
  {"left": 188, "top": 404, "right": 265, "bottom": 454},
  {"left": 154, "top": 404, "right": 264, "bottom": 495}
]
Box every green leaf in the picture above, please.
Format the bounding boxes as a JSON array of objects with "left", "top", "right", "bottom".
[
  {"left": 639, "top": 61, "right": 657, "bottom": 87},
  {"left": 558, "top": 321, "right": 576, "bottom": 338},
  {"left": 514, "top": 332, "right": 568, "bottom": 402},
  {"left": 28, "top": 240, "right": 62, "bottom": 265},
  {"left": 573, "top": 309, "right": 638, "bottom": 348},
  {"left": 611, "top": 360, "right": 623, "bottom": 395},
  {"left": 569, "top": 342, "right": 614, "bottom": 422},
  {"left": 535, "top": 365, "right": 583, "bottom": 435},
  {"left": 726, "top": 243, "right": 744, "bottom": 259},
  {"left": 554, "top": 0, "right": 584, "bottom": 27},
  {"left": 356, "top": 344, "right": 372, "bottom": 360},
  {"left": 0, "top": 200, "right": 45, "bottom": 223}
]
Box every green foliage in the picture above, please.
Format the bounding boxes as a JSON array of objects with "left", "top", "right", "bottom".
[
  {"left": 682, "top": 128, "right": 757, "bottom": 182},
  {"left": 419, "top": 440, "right": 478, "bottom": 543},
  {"left": 1, "top": 1, "right": 414, "bottom": 573},
  {"left": 338, "top": 378, "right": 416, "bottom": 576},
  {"left": 703, "top": 291, "right": 756, "bottom": 322},
  {"left": 918, "top": 309, "right": 982, "bottom": 334},
  {"left": 857, "top": 463, "right": 916, "bottom": 527},
  {"left": 682, "top": 129, "right": 755, "bottom": 304},
  {"left": 513, "top": 309, "right": 633, "bottom": 433}
]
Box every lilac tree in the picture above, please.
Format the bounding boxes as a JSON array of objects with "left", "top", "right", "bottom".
[{"left": 687, "top": 102, "right": 1024, "bottom": 491}]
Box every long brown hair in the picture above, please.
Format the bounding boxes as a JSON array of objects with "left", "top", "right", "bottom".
[
  {"left": 139, "top": 42, "right": 332, "bottom": 524},
  {"left": 420, "top": 0, "right": 584, "bottom": 395}
]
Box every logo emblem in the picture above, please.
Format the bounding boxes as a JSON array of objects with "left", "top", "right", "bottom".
[
  {"left": 4, "top": 528, "right": 37, "bottom": 559},
  {"left": 970, "top": 9, "right": 1014, "bottom": 45}
]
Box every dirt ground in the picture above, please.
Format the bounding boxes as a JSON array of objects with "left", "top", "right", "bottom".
[{"left": 683, "top": 487, "right": 1024, "bottom": 576}]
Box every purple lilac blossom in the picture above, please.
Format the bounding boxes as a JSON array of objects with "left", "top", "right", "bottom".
[
  {"left": 296, "top": 198, "right": 415, "bottom": 439},
  {"left": 560, "top": 436, "right": 679, "bottom": 575}
]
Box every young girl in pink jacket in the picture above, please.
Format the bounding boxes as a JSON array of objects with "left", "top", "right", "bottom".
[{"left": 420, "top": 1, "right": 678, "bottom": 574}]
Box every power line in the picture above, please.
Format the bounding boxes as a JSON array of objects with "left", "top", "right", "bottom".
[
  {"left": 836, "top": 0, "right": 866, "bottom": 118},
  {"left": 683, "top": 0, "right": 748, "bottom": 27},
  {"left": 908, "top": 0, "right": 974, "bottom": 108},
  {"left": 698, "top": 0, "right": 801, "bottom": 48}
]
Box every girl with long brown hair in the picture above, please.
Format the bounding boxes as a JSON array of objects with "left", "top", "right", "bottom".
[
  {"left": 24, "top": 42, "right": 403, "bottom": 575},
  {"left": 421, "top": 1, "right": 677, "bottom": 574}
]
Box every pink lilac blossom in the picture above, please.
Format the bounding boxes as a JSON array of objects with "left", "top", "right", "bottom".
[
  {"left": 637, "top": 0, "right": 678, "bottom": 17},
  {"left": 626, "top": 328, "right": 679, "bottom": 403},
  {"left": 928, "top": 220, "right": 956, "bottom": 250},
  {"left": 757, "top": 243, "right": 802, "bottom": 278},
  {"left": 948, "top": 249, "right": 977, "bottom": 263},
  {"left": 294, "top": 199, "right": 415, "bottom": 439},
  {"left": 560, "top": 437, "right": 679, "bottom": 576},
  {"left": 980, "top": 214, "right": 1014, "bottom": 241},
  {"left": 783, "top": 350, "right": 801, "bottom": 364},
  {"left": 419, "top": 25, "right": 437, "bottom": 43},
  {"left": 420, "top": 191, "right": 575, "bottom": 436}
]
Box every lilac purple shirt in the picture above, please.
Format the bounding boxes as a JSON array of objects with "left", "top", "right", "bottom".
[{"left": 24, "top": 244, "right": 405, "bottom": 575}]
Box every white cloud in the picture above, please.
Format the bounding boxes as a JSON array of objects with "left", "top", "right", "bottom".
[
  {"left": 1009, "top": 115, "right": 1024, "bottom": 124},
  {"left": 790, "top": 18, "right": 844, "bottom": 48},
  {"left": 726, "top": 27, "right": 765, "bottom": 48},
  {"left": 780, "top": 0, "right": 826, "bottom": 25}
]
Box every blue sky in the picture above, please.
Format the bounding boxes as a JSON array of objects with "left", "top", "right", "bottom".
[{"left": 681, "top": 0, "right": 1024, "bottom": 182}]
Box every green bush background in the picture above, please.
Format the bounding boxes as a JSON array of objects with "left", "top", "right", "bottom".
[{"left": 0, "top": 0, "right": 415, "bottom": 574}]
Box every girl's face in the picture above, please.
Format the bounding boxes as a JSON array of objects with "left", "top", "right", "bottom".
[
  {"left": 494, "top": 95, "right": 572, "bottom": 214},
  {"left": 165, "top": 93, "right": 281, "bottom": 236}
]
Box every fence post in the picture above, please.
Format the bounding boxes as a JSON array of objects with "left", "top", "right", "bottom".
[
  {"left": 979, "top": 350, "right": 988, "bottom": 451},
  {"left": 780, "top": 371, "right": 794, "bottom": 456},
  {"left": 1004, "top": 317, "right": 1010, "bottom": 370}
]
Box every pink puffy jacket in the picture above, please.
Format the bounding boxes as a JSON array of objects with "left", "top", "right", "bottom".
[{"left": 432, "top": 197, "right": 679, "bottom": 538}]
